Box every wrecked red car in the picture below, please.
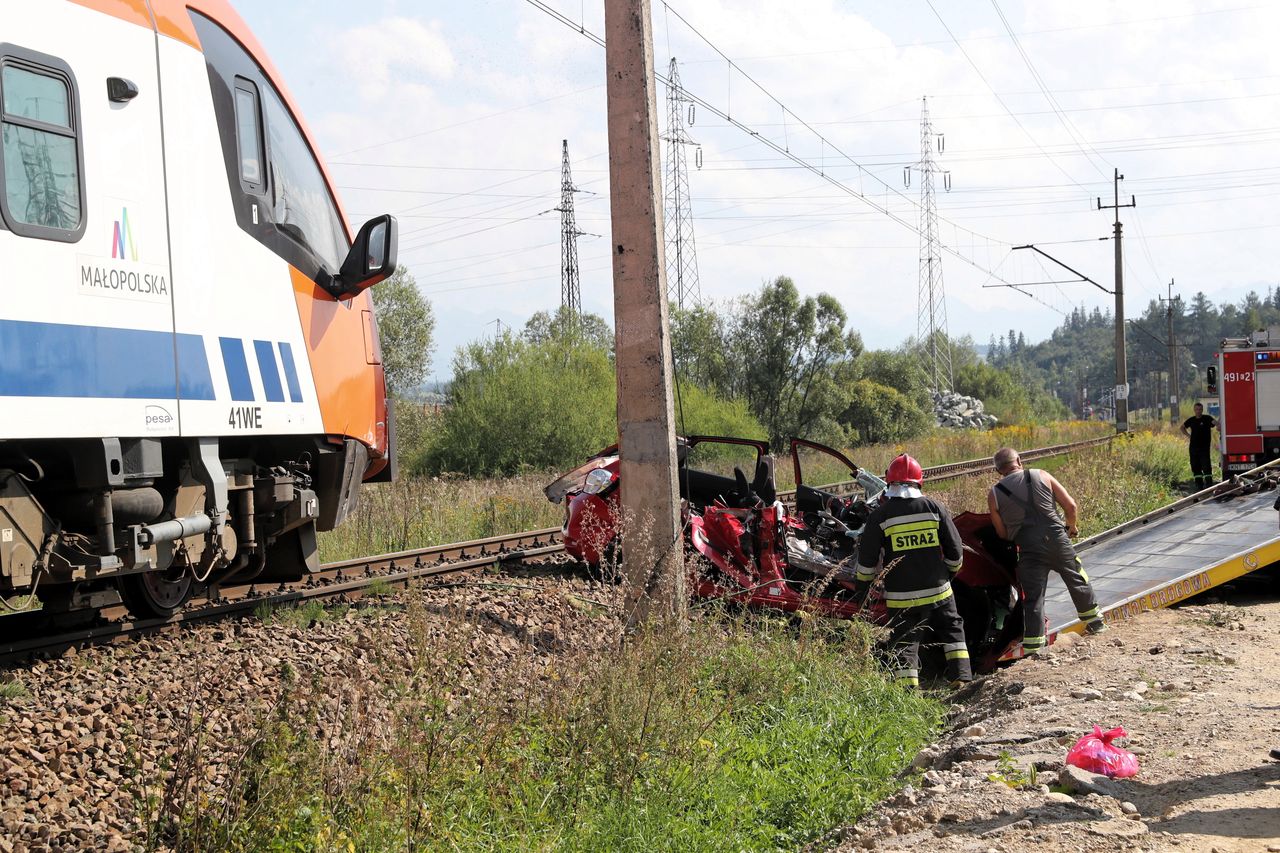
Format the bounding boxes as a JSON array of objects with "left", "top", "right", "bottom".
[
  {"left": 542, "top": 435, "right": 773, "bottom": 567},
  {"left": 545, "top": 437, "right": 1025, "bottom": 672}
]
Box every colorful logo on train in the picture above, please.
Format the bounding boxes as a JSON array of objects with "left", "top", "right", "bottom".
[{"left": 111, "top": 207, "right": 137, "bottom": 261}]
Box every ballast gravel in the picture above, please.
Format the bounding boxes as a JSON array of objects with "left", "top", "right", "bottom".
[{"left": 0, "top": 559, "right": 624, "bottom": 852}]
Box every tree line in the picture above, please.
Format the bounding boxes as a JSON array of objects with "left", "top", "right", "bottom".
[
  {"left": 374, "top": 268, "right": 1067, "bottom": 477},
  {"left": 988, "top": 285, "right": 1280, "bottom": 417}
]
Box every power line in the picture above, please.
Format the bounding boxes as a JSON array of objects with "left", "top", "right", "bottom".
[
  {"left": 688, "top": 91, "right": 1280, "bottom": 127},
  {"left": 990, "top": 0, "right": 1112, "bottom": 180},
  {"left": 523, "top": 0, "right": 1071, "bottom": 316},
  {"left": 927, "top": 0, "right": 1091, "bottom": 193},
  {"left": 672, "top": 4, "right": 1268, "bottom": 64},
  {"left": 333, "top": 83, "right": 604, "bottom": 158}
]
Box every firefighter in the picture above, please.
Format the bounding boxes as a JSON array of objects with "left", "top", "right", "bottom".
[
  {"left": 855, "top": 454, "right": 972, "bottom": 688},
  {"left": 987, "top": 447, "right": 1107, "bottom": 656},
  {"left": 1180, "top": 403, "right": 1218, "bottom": 489}
]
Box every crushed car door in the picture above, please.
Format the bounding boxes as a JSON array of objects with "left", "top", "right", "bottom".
[{"left": 789, "top": 438, "right": 885, "bottom": 520}]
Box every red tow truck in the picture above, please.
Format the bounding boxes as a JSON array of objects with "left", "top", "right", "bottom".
[{"left": 1211, "top": 327, "right": 1280, "bottom": 476}]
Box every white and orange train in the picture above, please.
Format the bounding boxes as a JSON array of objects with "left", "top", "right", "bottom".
[{"left": 0, "top": 1, "right": 398, "bottom": 619}]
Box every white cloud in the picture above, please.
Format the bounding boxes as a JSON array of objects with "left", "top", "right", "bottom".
[{"left": 339, "top": 16, "right": 456, "bottom": 100}]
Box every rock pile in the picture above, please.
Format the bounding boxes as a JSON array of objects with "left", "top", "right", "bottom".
[{"left": 932, "top": 391, "right": 998, "bottom": 429}]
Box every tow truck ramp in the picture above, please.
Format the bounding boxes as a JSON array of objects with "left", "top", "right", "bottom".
[{"left": 1039, "top": 463, "right": 1280, "bottom": 647}]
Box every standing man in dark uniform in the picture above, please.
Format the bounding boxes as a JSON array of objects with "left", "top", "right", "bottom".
[
  {"left": 1181, "top": 402, "right": 1218, "bottom": 489},
  {"left": 988, "top": 447, "right": 1106, "bottom": 655},
  {"left": 855, "top": 454, "right": 972, "bottom": 688}
]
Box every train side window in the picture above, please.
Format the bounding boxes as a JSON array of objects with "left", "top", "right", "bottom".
[
  {"left": 189, "top": 10, "right": 348, "bottom": 277},
  {"left": 0, "top": 46, "right": 86, "bottom": 242},
  {"left": 232, "top": 78, "right": 264, "bottom": 193},
  {"left": 260, "top": 83, "right": 346, "bottom": 274}
]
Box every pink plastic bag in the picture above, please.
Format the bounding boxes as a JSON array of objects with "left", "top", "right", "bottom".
[{"left": 1066, "top": 725, "right": 1140, "bottom": 778}]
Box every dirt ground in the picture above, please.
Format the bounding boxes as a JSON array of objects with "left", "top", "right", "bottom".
[{"left": 833, "top": 586, "right": 1280, "bottom": 853}]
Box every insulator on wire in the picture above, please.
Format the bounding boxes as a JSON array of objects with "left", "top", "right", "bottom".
[
  {"left": 688, "top": 103, "right": 695, "bottom": 125},
  {"left": 695, "top": 147, "right": 703, "bottom": 169},
  {"left": 904, "top": 166, "right": 911, "bottom": 188},
  {"left": 937, "top": 133, "right": 945, "bottom": 153},
  {"left": 944, "top": 172, "right": 952, "bottom": 192}
]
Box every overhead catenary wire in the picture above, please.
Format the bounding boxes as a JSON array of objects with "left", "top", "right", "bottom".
[
  {"left": 354, "top": 5, "right": 1273, "bottom": 312},
  {"left": 523, "top": 0, "right": 1067, "bottom": 314},
  {"left": 673, "top": 4, "right": 1268, "bottom": 65},
  {"left": 989, "top": 0, "right": 1113, "bottom": 180},
  {"left": 926, "top": 0, "right": 1093, "bottom": 194}
]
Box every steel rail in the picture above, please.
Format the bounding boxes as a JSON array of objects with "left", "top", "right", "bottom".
[{"left": 0, "top": 528, "right": 564, "bottom": 664}]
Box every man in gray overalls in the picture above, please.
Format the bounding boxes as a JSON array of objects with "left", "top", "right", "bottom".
[{"left": 987, "top": 447, "right": 1107, "bottom": 654}]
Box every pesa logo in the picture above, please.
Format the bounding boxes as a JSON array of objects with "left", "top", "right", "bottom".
[{"left": 145, "top": 405, "right": 174, "bottom": 431}]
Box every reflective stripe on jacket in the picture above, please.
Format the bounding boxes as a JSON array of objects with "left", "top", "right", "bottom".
[{"left": 856, "top": 495, "right": 963, "bottom": 607}]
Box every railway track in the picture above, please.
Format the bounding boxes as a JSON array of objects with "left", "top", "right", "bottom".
[
  {"left": 0, "top": 528, "right": 563, "bottom": 664},
  {"left": 0, "top": 434, "right": 1112, "bottom": 664}
]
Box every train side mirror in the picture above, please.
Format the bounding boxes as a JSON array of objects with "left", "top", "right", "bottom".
[
  {"left": 1206, "top": 365, "right": 1218, "bottom": 394},
  {"left": 324, "top": 214, "right": 398, "bottom": 299}
]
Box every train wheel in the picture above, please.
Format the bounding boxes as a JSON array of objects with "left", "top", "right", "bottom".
[{"left": 119, "top": 570, "right": 193, "bottom": 619}]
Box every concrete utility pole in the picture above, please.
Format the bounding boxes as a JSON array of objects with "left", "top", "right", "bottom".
[
  {"left": 604, "top": 0, "right": 683, "bottom": 627},
  {"left": 1097, "top": 168, "right": 1136, "bottom": 433},
  {"left": 1163, "top": 279, "right": 1180, "bottom": 425}
]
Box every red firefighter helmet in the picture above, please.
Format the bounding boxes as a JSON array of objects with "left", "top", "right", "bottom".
[{"left": 885, "top": 453, "right": 924, "bottom": 486}]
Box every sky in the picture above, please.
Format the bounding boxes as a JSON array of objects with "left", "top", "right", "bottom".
[{"left": 235, "top": 1, "right": 1280, "bottom": 380}]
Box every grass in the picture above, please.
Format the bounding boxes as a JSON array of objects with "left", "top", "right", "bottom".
[
  {"left": 366, "top": 577, "right": 394, "bottom": 597},
  {"left": 152, "top": 421, "right": 1191, "bottom": 850},
  {"left": 253, "top": 599, "right": 341, "bottom": 629},
  {"left": 987, "top": 750, "right": 1037, "bottom": 789},
  {"left": 319, "top": 472, "right": 564, "bottom": 562},
  {"left": 0, "top": 679, "right": 29, "bottom": 700},
  {"left": 928, "top": 429, "right": 1189, "bottom": 538},
  {"left": 160, "top": 611, "right": 941, "bottom": 852}
]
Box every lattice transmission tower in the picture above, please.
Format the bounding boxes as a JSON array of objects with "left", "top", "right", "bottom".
[
  {"left": 556, "top": 139, "right": 584, "bottom": 319},
  {"left": 661, "top": 57, "right": 702, "bottom": 309},
  {"left": 906, "top": 96, "right": 953, "bottom": 392}
]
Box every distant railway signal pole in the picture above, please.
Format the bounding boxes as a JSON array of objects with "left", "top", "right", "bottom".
[
  {"left": 604, "top": 0, "right": 683, "bottom": 627},
  {"left": 1097, "top": 169, "right": 1136, "bottom": 433}
]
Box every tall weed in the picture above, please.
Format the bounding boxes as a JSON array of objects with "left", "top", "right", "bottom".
[{"left": 169, "top": 613, "right": 939, "bottom": 852}]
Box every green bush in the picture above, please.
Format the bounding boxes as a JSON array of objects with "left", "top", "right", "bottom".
[
  {"left": 838, "top": 379, "right": 932, "bottom": 446},
  {"left": 388, "top": 397, "right": 439, "bottom": 471},
  {"left": 955, "top": 361, "right": 1068, "bottom": 425},
  {"left": 674, "top": 383, "right": 766, "bottom": 440},
  {"left": 421, "top": 336, "right": 617, "bottom": 476}
]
